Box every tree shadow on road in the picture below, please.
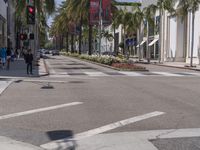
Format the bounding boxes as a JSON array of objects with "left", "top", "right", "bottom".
[{"left": 46, "top": 130, "right": 77, "bottom": 150}]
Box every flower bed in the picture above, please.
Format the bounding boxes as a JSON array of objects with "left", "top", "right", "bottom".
[
  {"left": 61, "top": 52, "right": 147, "bottom": 71},
  {"left": 112, "top": 63, "right": 146, "bottom": 71}
]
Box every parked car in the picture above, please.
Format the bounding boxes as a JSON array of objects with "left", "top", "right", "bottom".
[
  {"left": 52, "top": 50, "right": 60, "bottom": 56},
  {"left": 102, "top": 51, "right": 116, "bottom": 57}
]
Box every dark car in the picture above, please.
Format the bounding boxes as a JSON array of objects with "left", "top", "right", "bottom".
[
  {"left": 52, "top": 50, "right": 60, "bottom": 56},
  {"left": 102, "top": 51, "right": 116, "bottom": 56}
]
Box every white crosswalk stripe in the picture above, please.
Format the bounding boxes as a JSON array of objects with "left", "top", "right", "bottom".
[
  {"left": 84, "top": 72, "right": 108, "bottom": 76},
  {"left": 120, "top": 71, "right": 146, "bottom": 76},
  {"left": 151, "top": 72, "right": 185, "bottom": 77},
  {"left": 47, "top": 71, "right": 200, "bottom": 78}
]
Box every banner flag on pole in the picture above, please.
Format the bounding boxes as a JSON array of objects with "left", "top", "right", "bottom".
[
  {"left": 102, "top": 0, "right": 111, "bottom": 26},
  {"left": 89, "top": 0, "right": 100, "bottom": 25},
  {"left": 89, "top": 0, "right": 111, "bottom": 26}
]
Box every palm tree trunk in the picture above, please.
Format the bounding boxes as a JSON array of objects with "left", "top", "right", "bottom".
[
  {"left": 113, "top": 24, "right": 116, "bottom": 55},
  {"left": 190, "top": 12, "right": 195, "bottom": 67},
  {"left": 147, "top": 21, "right": 150, "bottom": 63},
  {"left": 66, "top": 32, "right": 69, "bottom": 52},
  {"left": 79, "top": 17, "right": 83, "bottom": 55},
  {"left": 88, "top": 25, "right": 92, "bottom": 55},
  {"left": 71, "top": 34, "right": 74, "bottom": 53},
  {"left": 158, "top": 8, "right": 162, "bottom": 63},
  {"left": 138, "top": 27, "right": 141, "bottom": 60},
  {"left": 123, "top": 26, "right": 126, "bottom": 55}
]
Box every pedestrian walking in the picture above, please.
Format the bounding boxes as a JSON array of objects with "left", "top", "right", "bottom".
[
  {"left": 6, "top": 47, "right": 11, "bottom": 70},
  {"left": 15, "top": 48, "right": 20, "bottom": 60},
  {"left": 25, "top": 49, "right": 33, "bottom": 75},
  {"left": 0, "top": 47, "right": 7, "bottom": 69}
]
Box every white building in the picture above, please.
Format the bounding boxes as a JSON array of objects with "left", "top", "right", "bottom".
[
  {"left": 161, "top": 2, "right": 200, "bottom": 64},
  {"left": 0, "top": 0, "right": 8, "bottom": 47}
]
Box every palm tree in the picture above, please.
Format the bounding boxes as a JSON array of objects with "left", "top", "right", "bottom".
[
  {"left": 177, "top": 0, "right": 200, "bottom": 67},
  {"left": 143, "top": 4, "right": 157, "bottom": 63},
  {"left": 103, "top": 31, "right": 113, "bottom": 51}
]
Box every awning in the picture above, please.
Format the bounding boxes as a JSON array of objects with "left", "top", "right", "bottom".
[
  {"left": 136, "top": 40, "right": 147, "bottom": 48},
  {"left": 140, "top": 40, "right": 146, "bottom": 46},
  {"left": 149, "top": 38, "right": 159, "bottom": 46}
]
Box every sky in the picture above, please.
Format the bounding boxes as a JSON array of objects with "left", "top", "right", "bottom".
[{"left": 47, "top": 0, "right": 64, "bottom": 26}]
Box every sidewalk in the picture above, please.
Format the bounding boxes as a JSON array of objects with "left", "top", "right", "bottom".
[
  {"left": 0, "top": 58, "right": 48, "bottom": 78},
  {"left": 0, "top": 136, "right": 43, "bottom": 150},
  {"left": 155, "top": 62, "right": 200, "bottom": 71},
  {"left": 130, "top": 58, "right": 200, "bottom": 71}
]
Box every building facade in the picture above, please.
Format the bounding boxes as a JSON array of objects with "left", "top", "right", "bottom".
[
  {"left": 161, "top": 2, "right": 200, "bottom": 64},
  {"left": 0, "top": 0, "right": 8, "bottom": 47}
]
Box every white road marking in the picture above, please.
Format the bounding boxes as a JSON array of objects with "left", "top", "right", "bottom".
[
  {"left": 0, "top": 102, "right": 83, "bottom": 120},
  {"left": 0, "top": 81, "right": 13, "bottom": 95},
  {"left": 60, "top": 128, "right": 200, "bottom": 150},
  {"left": 120, "top": 71, "right": 146, "bottom": 76},
  {"left": 23, "top": 79, "right": 68, "bottom": 83},
  {"left": 84, "top": 72, "right": 108, "bottom": 76},
  {"left": 152, "top": 72, "right": 184, "bottom": 77},
  {"left": 40, "top": 111, "right": 165, "bottom": 149}
]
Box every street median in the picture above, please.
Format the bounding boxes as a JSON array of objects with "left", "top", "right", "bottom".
[{"left": 61, "top": 52, "right": 148, "bottom": 72}]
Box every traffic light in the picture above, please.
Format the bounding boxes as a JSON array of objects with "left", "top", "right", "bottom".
[
  {"left": 27, "top": 5, "right": 35, "bottom": 24},
  {"left": 20, "top": 34, "right": 27, "bottom": 40},
  {"left": 29, "top": 33, "right": 34, "bottom": 40}
]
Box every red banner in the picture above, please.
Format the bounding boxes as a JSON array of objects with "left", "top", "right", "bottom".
[
  {"left": 89, "top": 0, "right": 100, "bottom": 25},
  {"left": 89, "top": 0, "right": 111, "bottom": 26},
  {"left": 102, "top": 0, "right": 111, "bottom": 25}
]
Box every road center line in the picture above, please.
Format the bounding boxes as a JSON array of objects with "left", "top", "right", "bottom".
[
  {"left": 0, "top": 102, "right": 83, "bottom": 120},
  {"left": 40, "top": 111, "right": 165, "bottom": 149}
]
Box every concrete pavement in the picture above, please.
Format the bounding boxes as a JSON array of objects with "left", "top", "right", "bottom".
[
  {"left": 0, "top": 136, "right": 42, "bottom": 150},
  {"left": 0, "top": 58, "right": 48, "bottom": 78}
]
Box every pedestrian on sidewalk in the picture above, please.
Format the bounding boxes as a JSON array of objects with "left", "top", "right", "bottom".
[
  {"left": 15, "top": 48, "right": 20, "bottom": 60},
  {"left": 0, "top": 47, "right": 7, "bottom": 69},
  {"left": 6, "top": 47, "right": 11, "bottom": 70},
  {"left": 25, "top": 49, "right": 33, "bottom": 75}
]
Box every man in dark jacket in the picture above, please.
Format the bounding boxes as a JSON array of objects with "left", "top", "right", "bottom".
[{"left": 25, "top": 49, "right": 33, "bottom": 75}]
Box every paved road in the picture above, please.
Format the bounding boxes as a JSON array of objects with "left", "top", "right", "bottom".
[{"left": 0, "top": 55, "right": 200, "bottom": 150}]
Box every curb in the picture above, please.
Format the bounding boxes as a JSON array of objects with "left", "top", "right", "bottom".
[
  {"left": 154, "top": 63, "right": 200, "bottom": 72},
  {"left": 63, "top": 55, "right": 149, "bottom": 72}
]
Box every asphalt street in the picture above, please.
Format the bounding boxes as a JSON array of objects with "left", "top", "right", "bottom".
[{"left": 0, "top": 55, "right": 200, "bottom": 150}]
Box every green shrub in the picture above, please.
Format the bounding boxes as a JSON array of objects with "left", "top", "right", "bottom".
[{"left": 61, "top": 52, "right": 129, "bottom": 66}]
